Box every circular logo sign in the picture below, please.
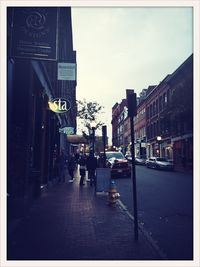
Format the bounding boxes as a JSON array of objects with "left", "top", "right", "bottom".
[
  {"left": 48, "top": 98, "right": 71, "bottom": 114},
  {"left": 26, "top": 11, "right": 46, "bottom": 30}
]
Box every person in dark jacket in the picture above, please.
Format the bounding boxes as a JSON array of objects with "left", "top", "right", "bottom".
[
  {"left": 86, "top": 152, "right": 98, "bottom": 186},
  {"left": 79, "top": 154, "right": 87, "bottom": 186}
]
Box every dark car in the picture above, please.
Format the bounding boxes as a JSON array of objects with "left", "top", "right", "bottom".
[
  {"left": 105, "top": 151, "right": 131, "bottom": 178},
  {"left": 146, "top": 157, "right": 174, "bottom": 171}
]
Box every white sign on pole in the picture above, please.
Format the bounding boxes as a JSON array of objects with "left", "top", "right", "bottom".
[{"left": 57, "top": 63, "right": 76, "bottom": 81}]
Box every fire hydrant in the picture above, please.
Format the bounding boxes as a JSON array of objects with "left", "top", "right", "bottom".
[{"left": 108, "top": 180, "right": 120, "bottom": 205}]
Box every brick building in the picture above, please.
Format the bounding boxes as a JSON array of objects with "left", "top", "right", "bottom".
[
  {"left": 134, "top": 87, "right": 155, "bottom": 158},
  {"left": 111, "top": 99, "right": 127, "bottom": 152},
  {"left": 111, "top": 54, "right": 193, "bottom": 172},
  {"left": 145, "top": 54, "right": 193, "bottom": 171}
]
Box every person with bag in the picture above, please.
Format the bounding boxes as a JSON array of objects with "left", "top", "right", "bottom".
[{"left": 79, "top": 154, "right": 87, "bottom": 186}]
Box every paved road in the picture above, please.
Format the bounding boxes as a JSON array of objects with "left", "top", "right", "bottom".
[{"left": 114, "top": 166, "right": 193, "bottom": 260}]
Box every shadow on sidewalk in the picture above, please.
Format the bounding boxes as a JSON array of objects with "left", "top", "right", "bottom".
[{"left": 7, "top": 170, "right": 161, "bottom": 260}]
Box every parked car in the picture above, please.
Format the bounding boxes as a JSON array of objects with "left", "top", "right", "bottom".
[
  {"left": 105, "top": 151, "right": 131, "bottom": 177},
  {"left": 125, "top": 154, "right": 132, "bottom": 162},
  {"left": 135, "top": 157, "right": 146, "bottom": 165},
  {"left": 146, "top": 157, "right": 174, "bottom": 171},
  {"left": 125, "top": 155, "right": 146, "bottom": 165}
]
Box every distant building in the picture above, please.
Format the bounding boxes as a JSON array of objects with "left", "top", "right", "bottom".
[
  {"left": 111, "top": 99, "right": 127, "bottom": 152},
  {"left": 145, "top": 54, "right": 193, "bottom": 171},
  {"left": 145, "top": 78, "right": 171, "bottom": 158},
  {"left": 111, "top": 54, "right": 193, "bottom": 171},
  {"left": 111, "top": 102, "right": 120, "bottom": 147},
  {"left": 134, "top": 88, "right": 155, "bottom": 158},
  {"left": 167, "top": 55, "right": 193, "bottom": 171}
]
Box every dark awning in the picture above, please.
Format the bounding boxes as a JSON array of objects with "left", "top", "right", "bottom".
[{"left": 67, "top": 135, "right": 88, "bottom": 144}]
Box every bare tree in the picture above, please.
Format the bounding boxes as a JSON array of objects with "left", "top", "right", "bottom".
[{"left": 76, "top": 99, "right": 104, "bottom": 135}]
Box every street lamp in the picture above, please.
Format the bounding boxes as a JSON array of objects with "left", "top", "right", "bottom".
[{"left": 157, "top": 136, "right": 162, "bottom": 157}]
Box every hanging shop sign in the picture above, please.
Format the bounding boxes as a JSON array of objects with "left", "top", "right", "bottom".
[
  {"left": 141, "top": 143, "right": 147, "bottom": 148},
  {"left": 11, "top": 7, "right": 58, "bottom": 60},
  {"left": 59, "top": 127, "right": 75, "bottom": 135},
  {"left": 57, "top": 63, "right": 76, "bottom": 81},
  {"left": 48, "top": 98, "right": 71, "bottom": 114}
]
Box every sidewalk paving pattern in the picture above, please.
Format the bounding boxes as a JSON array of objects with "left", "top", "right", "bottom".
[{"left": 7, "top": 170, "right": 161, "bottom": 260}]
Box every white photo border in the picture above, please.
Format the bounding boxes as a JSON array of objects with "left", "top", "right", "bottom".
[{"left": 0, "top": 0, "right": 199, "bottom": 267}]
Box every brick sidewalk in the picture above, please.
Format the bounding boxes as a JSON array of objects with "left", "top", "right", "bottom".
[{"left": 7, "top": 170, "right": 161, "bottom": 260}]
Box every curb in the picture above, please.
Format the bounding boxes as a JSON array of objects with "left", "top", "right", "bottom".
[{"left": 117, "top": 199, "right": 168, "bottom": 260}]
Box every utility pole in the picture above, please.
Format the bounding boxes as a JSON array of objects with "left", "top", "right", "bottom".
[
  {"left": 92, "top": 127, "right": 95, "bottom": 157},
  {"left": 126, "top": 89, "right": 138, "bottom": 241},
  {"left": 102, "top": 125, "right": 107, "bottom": 167}
]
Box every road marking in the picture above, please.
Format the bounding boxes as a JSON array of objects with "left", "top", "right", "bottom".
[{"left": 117, "top": 199, "right": 168, "bottom": 260}]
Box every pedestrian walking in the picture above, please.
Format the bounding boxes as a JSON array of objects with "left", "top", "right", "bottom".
[
  {"left": 79, "top": 154, "right": 87, "bottom": 186},
  {"left": 86, "top": 152, "right": 98, "bottom": 187},
  {"left": 67, "top": 154, "right": 76, "bottom": 182}
]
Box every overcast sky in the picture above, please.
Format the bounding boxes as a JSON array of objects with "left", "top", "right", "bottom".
[{"left": 72, "top": 6, "right": 193, "bottom": 143}]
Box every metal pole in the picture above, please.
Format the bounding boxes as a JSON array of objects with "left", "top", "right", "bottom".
[
  {"left": 102, "top": 125, "right": 107, "bottom": 168},
  {"left": 92, "top": 127, "right": 95, "bottom": 157},
  {"left": 130, "top": 116, "right": 139, "bottom": 241},
  {"left": 159, "top": 142, "right": 162, "bottom": 157},
  {"left": 139, "top": 140, "right": 142, "bottom": 158},
  {"left": 103, "top": 145, "right": 106, "bottom": 167}
]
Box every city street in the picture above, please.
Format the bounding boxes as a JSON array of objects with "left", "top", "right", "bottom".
[
  {"left": 2, "top": 5, "right": 196, "bottom": 266},
  {"left": 115, "top": 166, "right": 193, "bottom": 260}
]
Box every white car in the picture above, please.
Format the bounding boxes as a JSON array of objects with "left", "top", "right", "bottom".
[{"left": 146, "top": 157, "right": 174, "bottom": 171}]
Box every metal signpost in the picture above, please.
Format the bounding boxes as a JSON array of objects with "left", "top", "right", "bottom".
[
  {"left": 102, "top": 125, "right": 107, "bottom": 167},
  {"left": 92, "top": 127, "right": 95, "bottom": 156},
  {"left": 126, "top": 89, "right": 139, "bottom": 241}
]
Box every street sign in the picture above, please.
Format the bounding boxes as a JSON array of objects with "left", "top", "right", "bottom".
[
  {"left": 11, "top": 7, "right": 58, "bottom": 60},
  {"left": 59, "top": 127, "right": 74, "bottom": 135},
  {"left": 57, "top": 63, "right": 76, "bottom": 81},
  {"left": 141, "top": 142, "right": 146, "bottom": 148},
  {"left": 48, "top": 98, "right": 71, "bottom": 113}
]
